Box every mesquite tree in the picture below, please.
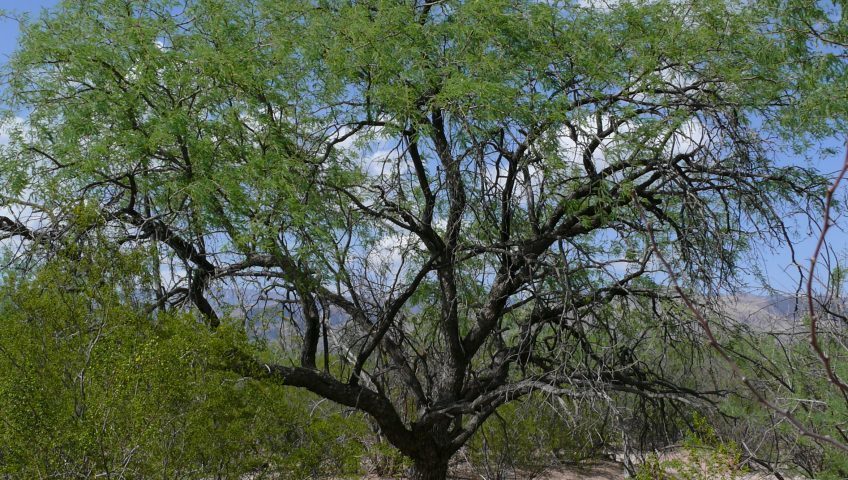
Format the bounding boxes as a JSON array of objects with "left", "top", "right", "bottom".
[{"left": 0, "top": 0, "right": 838, "bottom": 477}]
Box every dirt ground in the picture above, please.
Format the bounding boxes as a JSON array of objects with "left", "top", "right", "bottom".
[
  {"left": 446, "top": 462, "right": 802, "bottom": 480},
  {"left": 499, "top": 461, "right": 625, "bottom": 480},
  {"left": 360, "top": 457, "right": 804, "bottom": 479},
  {"left": 442, "top": 460, "right": 625, "bottom": 480}
]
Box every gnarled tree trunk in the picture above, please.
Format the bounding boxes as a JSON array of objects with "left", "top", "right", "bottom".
[{"left": 409, "top": 456, "right": 450, "bottom": 480}]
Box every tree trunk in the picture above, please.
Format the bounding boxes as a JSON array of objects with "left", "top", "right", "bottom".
[{"left": 409, "top": 456, "right": 449, "bottom": 480}]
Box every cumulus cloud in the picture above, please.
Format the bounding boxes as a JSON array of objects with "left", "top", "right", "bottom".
[
  {"left": 574, "top": 0, "right": 620, "bottom": 10},
  {"left": 557, "top": 111, "right": 708, "bottom": 177},
  {"left": 573, "top": 0, "right": 686, "bottom": 10},
  {"left": 0, "top": 116, "right": 25, "bottom": 146},
  {"left": 366, "top": 230, "right": 422, "bottom": 273}
]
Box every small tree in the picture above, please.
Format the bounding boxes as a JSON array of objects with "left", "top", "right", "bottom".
[{"left": 0, "top": 1, "right": 837, "bottom": 477}]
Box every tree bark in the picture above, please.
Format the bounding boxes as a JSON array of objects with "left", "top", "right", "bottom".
[{"left": 409, "top": 456, "right": 449, "bottom": 480}]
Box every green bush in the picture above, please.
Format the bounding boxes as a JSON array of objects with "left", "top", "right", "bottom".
[
  {"left": 634, "top": 414, "right": 747, "bottom": 480},
  {"left": 0, "top": 249, "right": 367, "bottom": 479},
  {"left": 465, "top": 394, "right": 611, "bottom": 478}
]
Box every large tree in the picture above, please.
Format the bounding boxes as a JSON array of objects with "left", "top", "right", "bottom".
[{"left": 0, "top": 0, "right": 837, "bottom": 477}]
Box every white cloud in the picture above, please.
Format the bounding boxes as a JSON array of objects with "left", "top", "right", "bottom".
[
  {"left": 558, "top": 131, "right": 611, "bottom": 172},
  {"left": 0, "top": 198, "right": 47, "bottom": 257},
  {"left": 557, "top": 110, "right": 708, "bottom": 178},
  {"left": 573, "top": 0, "right": 687, "bottom": 10},
  {"left": 360, "top": 148, "right": 401, "bottom": 178},
  {"left": 332, "top": 124, "right": 385, "bottom": 151},
  {"left": 158, "top": 260, "right": 188, "bottom": 291},
  {"left": 332, "top": 124, "right": 401, "bottom": 179},
  {"left": 0, "top": 116, "right": 25, "bottom": 146},
  {"left": 368, "top": 231, "right": 418, "bottom": 266},
  {"left": 666, "top": 117, "right": 707, "bottom": 156},
  {"left": 574, "top": 0, "right": 619, "bottom": 10}
]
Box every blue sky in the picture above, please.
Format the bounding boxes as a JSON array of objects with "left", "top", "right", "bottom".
[
  {"left": 0, "top": 0, "right": 845, "bottom": 296},
  {"left": 0, "top": 1, "right": 56, "bottom": 59}
]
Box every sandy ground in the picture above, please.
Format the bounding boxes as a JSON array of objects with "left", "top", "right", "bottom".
[
  {"left": 446, "top": 462, "right": 802, "bottom": 480},
  {"left": 359, "top": 458, "right": 804, "bottom": 479},
  {"left": 441, "top": 460, "right": 625, "bottom": 480},
  {"left": 499, "top": 462, "right": 625, "bottom": 479}
]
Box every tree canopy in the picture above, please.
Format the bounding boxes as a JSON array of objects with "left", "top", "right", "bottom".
[{"left": 1, "top": 1, "right": 846, "bottom": 478}]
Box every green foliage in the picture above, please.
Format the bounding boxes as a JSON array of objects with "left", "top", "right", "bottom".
[
  {"left": 359, "top": 437, "right": 412, "bottom": 477},
  {"left": 0, "top": 250, "right": 367, "bottom": 479},
  {"left": 718, "top": 329, "right": 848, "bottom": 479},
  {"left": 0, "top": 0, "right": 846, "bottom": 478},
  {"left": 466, "top": 394, "right": 611, "bottom": 477},
  {"left": 634, "top": 414, "right": 747, "bottom": 480}
]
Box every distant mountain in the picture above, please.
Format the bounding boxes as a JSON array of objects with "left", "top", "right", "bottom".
[
  {"left": 720, "top": 294, "right": 803, "bottom": 332},
  {"left": 209, "top": 285, "right": 836, "bottom": 336},
  {"left": 720, "top": 292, "right": 848, "bottom": 334}
]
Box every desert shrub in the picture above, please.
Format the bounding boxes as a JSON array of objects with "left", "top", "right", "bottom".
[
  {"left": 634, "top": 414, "right": 747, "bottom": 480},
  {"left": 713, "top": 330, "right": 848, "bottom": 479},
  {"left": 464, "top": 393, "right": 614, "bottom": 478},
  {"left": 359, "top": 434, "right": 412, "bottom": 477},
  {"left": 0, "top": 249, "right": 368, "bottom": 479}
]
